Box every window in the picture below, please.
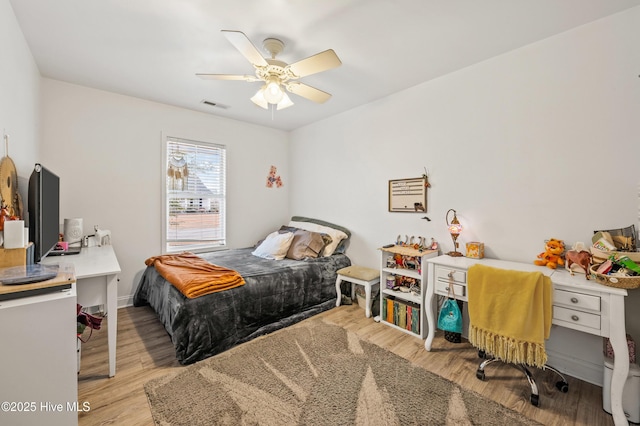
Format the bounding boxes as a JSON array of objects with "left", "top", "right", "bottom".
[{"left": 163, "top": 136, "right": 226, "bottom": 253}]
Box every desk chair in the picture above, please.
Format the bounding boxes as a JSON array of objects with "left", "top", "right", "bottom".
[{"left": 467, "top": 264, "right": 569, "bottom": 407}]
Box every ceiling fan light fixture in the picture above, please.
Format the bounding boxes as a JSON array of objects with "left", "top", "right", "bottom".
[
  {"left": 276, "top": 92, "right": 294, "bottom": 110},
  {"left": 263, "top": 77, "right": 284, "bottom": 104},
  {"left": 250, "top": 88, "right": 269, "bottom": 109}
]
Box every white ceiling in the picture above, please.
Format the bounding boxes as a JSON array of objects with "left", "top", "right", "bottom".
[{"left": 9, "top": 0, "right": 640, "bottom": 131}]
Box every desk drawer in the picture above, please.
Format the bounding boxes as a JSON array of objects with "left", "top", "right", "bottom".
[
  {"left": 554, "top": 289, "right": 601, "bottom": 313},
  {"left": 435, "top": 267, "right": 467, "bottom": 284},
  {"left": 435, "top": 279, "right": 466, "bottom": 298},
  {"left": 553, "top": 306, "right": 601, "bottom": 331}
]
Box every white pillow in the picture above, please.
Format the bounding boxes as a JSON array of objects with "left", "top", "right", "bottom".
[
  {"left": 252, "top": 231, "right": 295, "bottom": 260},
  {"left": 288, "top": 221, "right": 348, "bottom": 257}
]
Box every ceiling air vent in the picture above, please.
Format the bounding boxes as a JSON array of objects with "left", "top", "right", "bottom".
[{"left": 201, "top": 100, "right": 229, "bottom": 109}]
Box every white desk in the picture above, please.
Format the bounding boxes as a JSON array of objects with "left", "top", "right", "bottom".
[
  {"left": 424, "top": 255, "right": 630, "bottom": 426},
  {"left": 42, "top": 245, "right": 121, "bottom": 377}
]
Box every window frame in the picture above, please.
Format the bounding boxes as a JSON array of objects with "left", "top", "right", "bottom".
[{"left": 161, "top": 134, "right": 227, "bottom": 254}]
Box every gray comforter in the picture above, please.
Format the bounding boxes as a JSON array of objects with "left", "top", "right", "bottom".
[{"left": 133, "top": 248, "right": 351, "bottom": 364}]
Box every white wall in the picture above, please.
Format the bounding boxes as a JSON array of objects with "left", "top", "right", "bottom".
[
  {"left": 290, "top": 7, "right": 640, "bottom": 381},
  {"left": 40, "top": 80, "right": 290, "bottom": 306},
  {"left": 292, "top": 8, "right": 639, "bottom": 268},
  {"left": 0, "top": 0, "right": 40, "bottom": 187}
]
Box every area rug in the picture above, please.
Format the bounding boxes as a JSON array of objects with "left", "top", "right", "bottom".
[{"left": 145, "top": 318, "right": 539, "bottom": 425}]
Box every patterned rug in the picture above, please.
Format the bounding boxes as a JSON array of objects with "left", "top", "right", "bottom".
[{"left": 145, "top": 318, "right": 539, "bottom": 425}]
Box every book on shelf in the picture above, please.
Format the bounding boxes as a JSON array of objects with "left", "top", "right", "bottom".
[
  {"left": 382, "top": 295, "right": 420, "bottom": 334},
  {"left": 398, "top": 302, "right": 406, "bottom": 329},
  {"left": 386, "top": 296, "right": 396, "bottom": 326}
]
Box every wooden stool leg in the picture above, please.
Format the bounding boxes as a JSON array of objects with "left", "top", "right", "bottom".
[
  {"left": 335, "top": 276, "right": 343, "bottom": 307},
  {"left": 364, "top": 283, "right": 372, "bottom": 318}
]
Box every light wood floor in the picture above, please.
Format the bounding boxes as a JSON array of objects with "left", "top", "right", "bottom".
[{"left": 78, "top": 305, "right": 614, "bottom": 425}]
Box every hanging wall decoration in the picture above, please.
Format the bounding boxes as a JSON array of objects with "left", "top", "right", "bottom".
[
  {"left": 167, "top": 151, "right": 189, "bottom": 190},
  {"left": 422, "top": 167, "right": 431, "bottom": 188},
  {"left": 266, "top": 165, "right": 283, "bottom": 188},
  {"left": 0, "top": 134, "right": 24, "bottom": 222},
  {"left": 388, "top": 177, "right": 428, "bottom": 212}
]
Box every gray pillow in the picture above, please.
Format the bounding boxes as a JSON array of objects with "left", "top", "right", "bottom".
[{"left": 286, "top": 229, "right": 328, "bottom": 260}]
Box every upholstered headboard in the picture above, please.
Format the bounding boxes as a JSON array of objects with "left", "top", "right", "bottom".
[
  {"left": 290, "top": 216, "right": 351, "bottom": 239},
  {"left": 289, "top": 216, "right": 351, "bottom": 254}
]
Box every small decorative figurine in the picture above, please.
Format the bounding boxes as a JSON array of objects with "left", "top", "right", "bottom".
[
  {"left": 565, "top": 250, "right": 593, "bottom": 279},
  {"left": 422, "top": 167, "right": 431, "bottom": 188},
  {"left": 0, "top": 204, "right": 9, "bottom": 231}
]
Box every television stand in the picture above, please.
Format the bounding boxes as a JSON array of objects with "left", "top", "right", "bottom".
[{"left": 0, "top": 271, "right": 78, "bottom": 426}]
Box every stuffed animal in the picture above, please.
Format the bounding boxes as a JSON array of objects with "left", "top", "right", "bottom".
[{"left": 534, "top": 238, "right": 566, "bottom": 269}]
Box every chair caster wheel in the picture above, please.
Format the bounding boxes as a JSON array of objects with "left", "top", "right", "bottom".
[
  {"left": 476, "top": 369, "right": 485, "bottom": 381},
  {"left": 556, "top": 381, "right": 569, "bottom": 393},
  {"left": 530, "top": 394, "right": 539, "bottom": 406}
]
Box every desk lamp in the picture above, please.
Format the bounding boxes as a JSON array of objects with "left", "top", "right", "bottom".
[{"left": 446, "top": 209, "right": 463, "bottom": 257}]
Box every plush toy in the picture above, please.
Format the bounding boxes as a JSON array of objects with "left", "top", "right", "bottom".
[{"left": 534, "top": 238, "right": 566, "bottom": 269}]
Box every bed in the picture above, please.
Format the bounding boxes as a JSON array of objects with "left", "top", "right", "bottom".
[{"left": 133, "top": 217, "right": 352, "bottom": 365}]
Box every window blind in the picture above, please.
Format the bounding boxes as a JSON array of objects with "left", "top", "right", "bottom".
[{"left": 165, "top": 137, "right": 226, "bottom": 252}]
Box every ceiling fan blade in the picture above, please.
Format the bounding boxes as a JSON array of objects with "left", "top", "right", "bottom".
[
  {"left": 221, "top": 30, "right": 269, "bottom": 67},
  {"left": 287, "top": 49, "right": 341, "bottom": 78},
  {"left": 196, "top": 73, "right": 257, "bottom": 82},
  {"left": 286, "top": 82, "right": 332, "bottom": 103}
]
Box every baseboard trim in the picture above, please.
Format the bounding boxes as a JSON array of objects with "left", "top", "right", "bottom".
[
  {"left": 547, "top": 349, "right": 603, "bottom": 387},
  {"left": 118, "top": 295, "right": 133, "bottom": 309}
]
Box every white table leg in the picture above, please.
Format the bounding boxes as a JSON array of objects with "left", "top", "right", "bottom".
[
  {"left": 424, "top": 263, "right": 436, "bottom": 350},
  {"left": 335, "top": 276, "right": 343, "bottom": 307},
  {"left": 106, "top": 273, "right": 118, "bottom": 378},
  {"left": 609, "top": 295, "right": 630, "bottom": 426}
]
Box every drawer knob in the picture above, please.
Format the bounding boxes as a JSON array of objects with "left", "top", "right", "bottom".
[
  {"left": 571, "top": 315, "right": 579, "bottom": 321},
  {"left": 448, "top": 271, "right": 454, "bottom": 278},
  {"left": 570, "top": 297, "right": 579, "bottom": 304}
]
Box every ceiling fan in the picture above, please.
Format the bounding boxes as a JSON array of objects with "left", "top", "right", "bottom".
[{"left": 197, "top": 30, "right": 342, "bottom": 110}]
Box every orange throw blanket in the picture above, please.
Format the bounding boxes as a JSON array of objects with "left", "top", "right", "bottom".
[{"left": 145, "top": 253, "right": 245, "bottom": 299}]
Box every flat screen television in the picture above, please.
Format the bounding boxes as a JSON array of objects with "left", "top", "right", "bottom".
[{"left": 28, "top": 164, "right": 60, "bottom": 263}]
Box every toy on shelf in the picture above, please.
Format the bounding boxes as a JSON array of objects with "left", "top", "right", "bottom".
[
  {"left": 566, "top": 248, "right": 593, "bottom": 279},
  {"left": 534, "top": 238, "right": 565, "bottom": 269},
  {"left": 394, "top": 234, "right": 432, "bottom": 251}
]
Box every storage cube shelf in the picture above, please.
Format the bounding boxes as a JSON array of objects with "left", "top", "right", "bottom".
[
  {"left": 0, "top": 242, "right": 34, "bottom": 268},
  {"left": 379, "top": 245, "right": 438, "bottom": 338}
]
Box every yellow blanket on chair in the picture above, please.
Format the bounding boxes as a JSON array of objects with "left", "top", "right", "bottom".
[{"left": 467, "top": 264, "right": 552, "bottom": 368}]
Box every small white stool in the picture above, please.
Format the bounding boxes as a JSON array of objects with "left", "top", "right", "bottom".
[{"left": 335, "top": 265, "right": 380, "bottom": 318}]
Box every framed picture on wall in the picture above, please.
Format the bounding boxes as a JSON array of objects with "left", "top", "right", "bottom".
[{"left": 388, "top": 177, "right": 427, "bottom": 212}]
